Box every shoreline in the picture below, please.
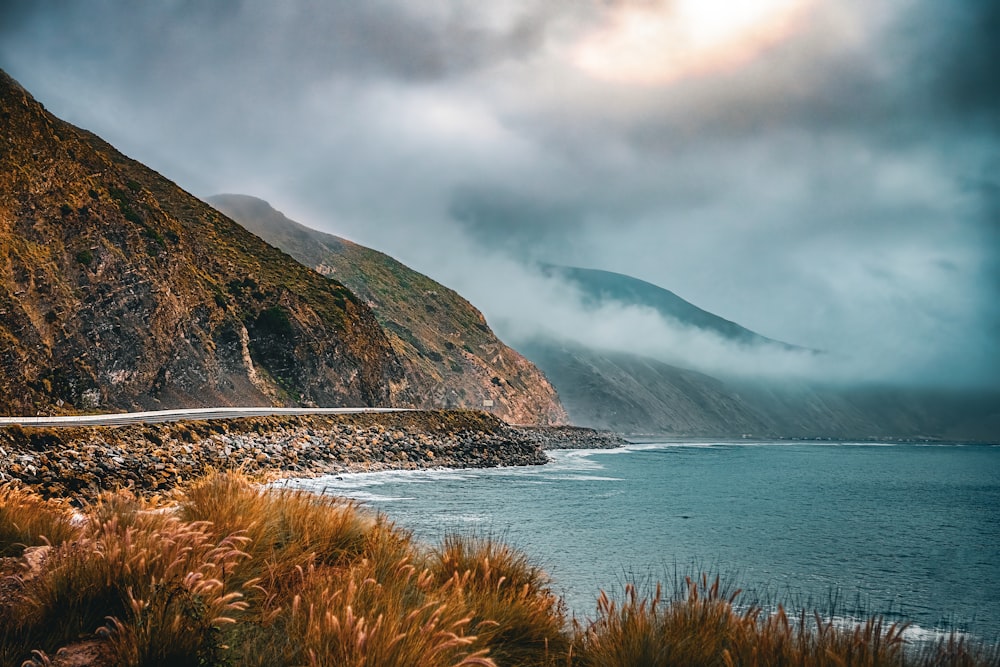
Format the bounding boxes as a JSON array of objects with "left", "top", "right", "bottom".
[{"left": 0, "top": 410, "right": 626, "bottom": 499}]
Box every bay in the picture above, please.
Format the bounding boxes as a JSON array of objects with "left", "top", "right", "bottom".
[{"left": 283, "top": 441, "right": 1000, "bottom": 640}]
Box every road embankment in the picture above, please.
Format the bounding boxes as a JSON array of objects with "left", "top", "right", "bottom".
[{"left": 0, "top": 410, "right": 623, "bottom": 498}]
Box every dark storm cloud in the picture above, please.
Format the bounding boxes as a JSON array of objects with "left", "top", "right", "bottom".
[
  {"left": 0, "top": 0, "right": 555, "bottom": 87},
  {"left": 449, "top": 187, "right": 586, "bottom": 258},
  {"left": 437, "top": 0, "right": 1000, "bottom": 386},
  {"left": 0, "top": 0, "right": 565, "bottom": 196},
  {"left": 909, "top": 0, "right": 1000, "bottom": 128},
  {"left": 0, "top": 0, "right": 997, "bottom": 387},
  {"left": 972, "top": 168, "right": 1000, "bottom": 340}
]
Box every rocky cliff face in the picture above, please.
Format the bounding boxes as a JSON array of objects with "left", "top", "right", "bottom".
[
  {"left": 0, "top": 69, "right": 409, "bottom": 414},
  {"left": 208, "top": 194, "right": 567, "bottom": 425}
]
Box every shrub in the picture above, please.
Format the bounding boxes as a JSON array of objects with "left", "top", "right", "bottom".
[
  {"left": 96, "top": 525, "right": 249, "bottom": 667},
  {"left": 123, "top": 208, "right": 142, "bottom": 225},
  {"left": 178, "top": 472, "right": 375, "bottom": 592},
  {"left": 913, "top": 633, "right": 1000, "bottom": 667},
  {"left": 570, "top": 575, "right": 968, "bottom": 667},
  {"left": 84, "top": 488, "right": 172, "bottom": 533},
  {"left": 178, "top": 473, "right": 495, "bottom": 666},
  {"left": 75, "top": 248, "right": 93, "bottom": 266},
  {"left": 251, "top": 306, "right": 293, "bottom": 338}
]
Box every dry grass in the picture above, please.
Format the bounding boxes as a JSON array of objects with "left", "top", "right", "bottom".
[
  {"left": 570, "top": 574, "right": 1000, "bottom": 667},
  {"left": 177, "top": 471, "right": 380, "bottom": 600},
  {"left": 3, "top": 514, "right": 248, "bottom": 665},
  {"left": 0, "top": 485, "right": 78, "bottom": 557},
  {"left": 1, "top": 473, "right": 998, "bottom": 666},
  {"left": 180, "top": 474, "right": 498, "bottom": 666},
  {"left": 239, "top": 560, "right": 494, "bottom": 667},
  {"left": 433, "top": 534, "right": 570, "bottom": 666}
]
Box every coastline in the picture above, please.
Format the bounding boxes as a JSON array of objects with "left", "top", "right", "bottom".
[
  {"left": 3, "top": 421, "right": 998, "bottom": 665},
  {"left": 0, "top": 410, "right": 626, "bottom": 498}
]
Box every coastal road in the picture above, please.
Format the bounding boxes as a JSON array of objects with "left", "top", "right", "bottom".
[{"left": 0, "top": 407, "right": 413, "bottom": 428}]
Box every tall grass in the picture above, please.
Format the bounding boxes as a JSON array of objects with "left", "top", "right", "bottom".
[
  {"left": 0, "top": 485, "right": 78, "bottom": 557},
  {"left": 3, "top": 515, "right": 248, "bottom": 665},
  {"left": 178, "top": 473, "right": 500, "bottom": 665},
  {"left": 571, "top": 574, "right": 999, "bottom": 667},
  {"left": 177, "top": 472, "right": 394, "bottom": 607},
  {"left": 240, "top": 560, "right": 494, "bottom": 666},
  {"left": 432, "top": 534, "right": 569, "bottom": 666},
  {"left": 1, "top": 473, "right": 997, "bottom": 666}
]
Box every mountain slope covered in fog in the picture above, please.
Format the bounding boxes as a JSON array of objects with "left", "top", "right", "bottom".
[
  {"left": 515, "top": 274, "right": 999, "bottom": 441},
  {"left": 542, "top": 265, "right": 801, "bottom": 350}
]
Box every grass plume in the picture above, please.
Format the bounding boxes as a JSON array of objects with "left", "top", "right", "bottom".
[{"left": 0, "top": 485, "right": 78, "bottom": 557}]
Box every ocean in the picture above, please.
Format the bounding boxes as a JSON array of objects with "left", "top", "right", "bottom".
[{"left": 283, "top": 441, "right": 1000, "bottom": 641}]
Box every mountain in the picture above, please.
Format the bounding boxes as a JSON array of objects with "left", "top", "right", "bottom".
[
  {"left": 517, "top": 339, "right": 764, "bottom": 435},
  {"left": 0, "top": 69, "right": 409, "bottom": 414},
  {"left": 543, "top": 265, "right": 800, "bottom": 349},
  {"left": 516, "top": 272, "right": 999, "bottom": 441},
  {"left": 207, "top": 194, "right": 566, "bottom": 425},
  {"left": 520, "top": 340, "right": 1000, "bottom": 440}
]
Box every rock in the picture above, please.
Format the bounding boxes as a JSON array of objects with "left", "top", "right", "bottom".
[
  {"left": 21, "top": 545, "right": 51, "bottom": 581},
  {"left": 51, "top": 639, "right": 116, "bottom": 667},
  {"left": 0, "top": 411, "right": 627, "bottom": 499}
]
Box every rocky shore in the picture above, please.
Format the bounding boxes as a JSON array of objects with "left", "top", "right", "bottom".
[
  {"left": 0, "top": 410, "right": 625, "bottom": 499},
  {"left": 517, "top": 424, "right": 629, "bottom": 450}
]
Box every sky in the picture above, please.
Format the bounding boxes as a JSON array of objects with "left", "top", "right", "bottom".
[{"left": 1, "top": 0, "right": 998, "bottom": 388}]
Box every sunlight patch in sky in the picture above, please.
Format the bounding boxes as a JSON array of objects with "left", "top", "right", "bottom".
[{"left": 572, "top": 0, "right": 814, "bottom": 85}]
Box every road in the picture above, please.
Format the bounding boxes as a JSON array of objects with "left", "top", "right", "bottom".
[{"left": 0, "top": 407, "right": 413, "bottom": 428}]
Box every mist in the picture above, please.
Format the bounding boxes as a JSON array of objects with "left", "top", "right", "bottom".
[{"left": 1, "top": 0, "right": 997, "bottom": 390}]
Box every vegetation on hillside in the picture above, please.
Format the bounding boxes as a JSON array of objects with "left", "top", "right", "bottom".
[
  {"left": 208, "top": 194, "right": 567, "bottom": 426},
  {"left": 0, "top": 68, "right": 405, "bottom": 414},
  {"left": 1, "top": 472, "right": 995, "bottom": 666}
]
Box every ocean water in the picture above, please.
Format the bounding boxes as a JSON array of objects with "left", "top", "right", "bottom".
[{"left": 283, "top": 442, "right": 1000, "bottom": 640}]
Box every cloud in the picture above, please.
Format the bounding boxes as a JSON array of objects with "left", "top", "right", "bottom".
[{"left": 0, "top": 0, "right": 997, "bottom": 388}]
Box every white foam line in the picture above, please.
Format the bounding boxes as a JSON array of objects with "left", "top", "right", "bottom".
[
  {"left": 547, "top": 475, "right": 624, "bottom": 482},
  {"left": 747, "top": 606, "right": 980, "bottom": 646},
  {"left": 277, "top": 464, "right": 527, "bottom": 491},
  {"left": 582, "top": 441, "right": 974, "bottom": 451}
]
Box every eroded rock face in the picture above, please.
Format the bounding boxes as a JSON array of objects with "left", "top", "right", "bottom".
[
  {"left": 0, "top": 69, "right": 410, "bottom": 414},
  {"left": 208, "top": 194, "right": 568, "bottom": 426}
]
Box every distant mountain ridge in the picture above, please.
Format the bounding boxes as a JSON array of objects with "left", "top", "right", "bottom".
[
  {"left": 0, "top": 69, "right": 408, "bottom": 414},
  {"left": 518, "top": 339, "right": 1000, "bottom": 440},
  {"left": 208, "top": 194, "right": 566, "bottom": 425},
  {"left": 516, "top": 267, "right": 998, "bottom": 441},
  {"left": 542, "top": 264, "right": 801, "bottom": 350}
]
